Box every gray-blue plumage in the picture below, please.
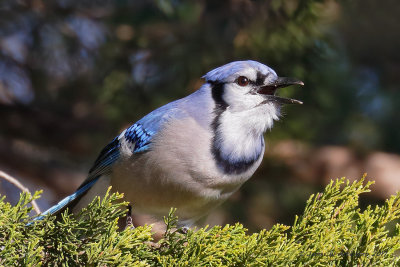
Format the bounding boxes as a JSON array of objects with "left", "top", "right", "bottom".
[
  {"left": 85, "top": 100, "right": 187, "bottom": 184},
  {"left": 32, "top": 60, "right": 303, "bottom": 233}
]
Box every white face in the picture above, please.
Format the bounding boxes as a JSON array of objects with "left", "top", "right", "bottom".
[
  {"left": 204, "top": 60, "right": 279, "bottom": 112},
  {"left": 203, "top": 60, "right": 303, "bottom": 174},
  {"left": 203, "top": 60, "right": 302, "bottom": 113},
  {"left": 221, "top": 72, "right": 278, "bottom": 113}
]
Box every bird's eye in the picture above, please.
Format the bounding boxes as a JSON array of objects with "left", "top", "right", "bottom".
[{"left": 237, "top": 76, "right": 249, "bottom": 87}]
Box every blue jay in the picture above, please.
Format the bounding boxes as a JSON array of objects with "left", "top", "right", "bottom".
[{"left": 39, "top": 60, "right": 303, "bottom": 233}]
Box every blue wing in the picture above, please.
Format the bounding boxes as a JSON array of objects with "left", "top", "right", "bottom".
[
  {"left": 86, "top": 99, "right": 187, "bottom": 184},
  {"left": 124, "top": 123, "right": 154, "bottom": 153},
  {"left": 78, "top": 122, "right": 155, "bottom": 190},
  {"left": 31, "top": 99, "right": 188, "bottom": 221},
  {"left": 30, "top": 124, "right": 155, "bottom": 222}
]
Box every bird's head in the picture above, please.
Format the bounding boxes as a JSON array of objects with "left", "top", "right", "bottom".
[{"left": 203, "top": 60, "right": 303, "bottom": 114}]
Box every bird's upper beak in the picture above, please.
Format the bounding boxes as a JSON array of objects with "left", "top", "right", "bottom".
[{"left": 257, "top": 77, "right": 304, "bottom": 104}]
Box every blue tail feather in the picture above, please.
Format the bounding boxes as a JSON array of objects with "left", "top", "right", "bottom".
[{"left": 28, "top": 177, "right": 99, "bottom": 224}]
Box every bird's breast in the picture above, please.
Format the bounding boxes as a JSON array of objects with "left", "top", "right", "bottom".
[{"left": 110, "top": 116, "right": 262, "bottom": 222}]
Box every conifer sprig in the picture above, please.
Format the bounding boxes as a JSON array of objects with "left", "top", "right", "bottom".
[{"left": 1, "top": 177, "right": 399, "bottom": 266}]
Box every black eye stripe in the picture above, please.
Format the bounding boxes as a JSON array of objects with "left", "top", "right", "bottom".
[
  {"left": 255, "top": 72, "right": 266, "bottom": 86},
  {"left": 234, "top": 72, "right": 267, "bottom": 86}
]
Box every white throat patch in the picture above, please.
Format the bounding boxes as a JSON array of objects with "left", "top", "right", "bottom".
[{"left": 215, "top": 103, "right": 279, "bottom": 163}]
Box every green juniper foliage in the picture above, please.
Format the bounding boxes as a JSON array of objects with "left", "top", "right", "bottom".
[{"left": 1, "top": 178, "right": 399, "bottom": 266}]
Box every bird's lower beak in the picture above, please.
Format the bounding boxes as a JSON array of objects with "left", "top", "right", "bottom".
[{"left": 257, "top": 77, "right": 304, "bottom": 104}]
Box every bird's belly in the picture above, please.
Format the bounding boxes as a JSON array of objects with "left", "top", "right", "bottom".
[
  {"left": 110, "top": 151, "right": 261, "bottom": 225},
  {"left": 111, "top": 163, "right": 231, "bottom": 223},
  {"left": 110, "top": 116, "right": 263, "bottom": 225}
]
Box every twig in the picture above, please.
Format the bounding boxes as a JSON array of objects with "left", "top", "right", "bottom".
[{"left": 0, "top": 170, "right": 41, "bottom": 215}]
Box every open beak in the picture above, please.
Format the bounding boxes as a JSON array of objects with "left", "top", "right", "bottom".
[{"left": 257, "top": 77, "right": 304, "bottom": 104}]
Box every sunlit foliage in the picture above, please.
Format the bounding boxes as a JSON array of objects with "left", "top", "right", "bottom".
[{"left": 1, "top": 178, "right": 399, "bottom": 265}]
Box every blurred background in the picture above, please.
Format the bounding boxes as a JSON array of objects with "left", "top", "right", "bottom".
[{"left": 1, "top": 0, "right": 399, "bottom": 232}]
